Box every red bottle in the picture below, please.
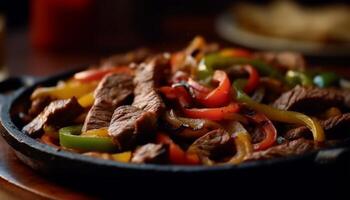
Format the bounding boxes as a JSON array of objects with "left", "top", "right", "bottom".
[{"left": 30, "top": 0, "right": 95, "bottom": 50}]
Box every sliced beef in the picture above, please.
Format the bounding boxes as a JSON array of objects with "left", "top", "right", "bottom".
[
  {"left": 82, "top": 73, "right": 134, "bottom": 132},
  {"left": 245, "top": 138, "right": 316, "bottom": 161},
  {"left": 28, "top": 96, "right": 52, "bottom": 117},
  {"left": 131, "top": 143, "right": 168, "bottom": 164},
  {"left": 273, "top": 86, "right": 344, "bottom": 113},
  {"left": 108, "top": 106, "right": 157, "bottom": 151},
  {"left": 132, "top": 55, "right": 169, "bottom": 115},
  {"left": 285, "top": 113, "right": 350, "bottom": 140},
  {"left": 23, "top": 97, "right": 84, "bottom": 137},
  {"left": 101, "top": 48, "right": 152, "bottom": 68},
  {"left": 188, "top": 129, "right": 235, "bottom": 161},
  {"left": 107, "top": 56, "right": 170, "bottom": 151},
  {"left": 338, "top": 90, "right": 350, "bottom": 108},
  {"left": 254, "top": 51, "right": 305, "bottom": 71},
  {"left": 284, "top": 126, "right": 311, "bottom": 141}
]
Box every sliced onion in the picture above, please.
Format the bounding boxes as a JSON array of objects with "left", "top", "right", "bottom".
[
  {"left": 251, "top": 86, "right": 265, "bottom": 103},
  {"left": 163, "top": 110, "right": 221, "bottom": 139}
]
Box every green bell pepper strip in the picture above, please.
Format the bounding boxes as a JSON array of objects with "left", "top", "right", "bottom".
[
  {"left": 198, "top": 54, "right": 284, "bottom": 84},
  {"left": 286, "top": 70, "right": 313, "bottom": 86},
  {"left": 313, "top": 72, "right": 339, "bottom": 88},
  {"left": 59, "top": 125, "right": 117, "bottom": 152},
  {"left": 233, "top": 79, "right": 325, "bottom": 143}
]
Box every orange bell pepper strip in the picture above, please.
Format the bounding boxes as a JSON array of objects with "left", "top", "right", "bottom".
[{"left": 74, "top": 66, "right": 134, "bottom": 83}]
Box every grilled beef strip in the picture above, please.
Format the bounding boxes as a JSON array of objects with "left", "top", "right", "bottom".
[
  {"left": 131, "top": 143, "right": 168, "bottom": 164},
  {"left": 108, "top": 56, "right": 170, "bottom": 150},
  {"left": 284, "top": 113, "right": 350, "bottom": 140},
  {"left": 23, "top": 97, "right": 84, "bottom": 137},
  {"left": 28, "top": 96, "right": 52, "bottom": 117},
  {"left": 82, "top": 73, "right": 134, "bottom": 132},
  {"left": 245, "top": 138, "right": 316, "bottom": 161},
  {"left": 132, "top": 55, "right": 169, "bottom": 115},
  {"left": 273, "top": 86, "right": 345, "bottom": 113},
  {"left": 188, "top": 129, "right": 235, "bottom": 161},
  {"left": 108, "top": 106, "right": 157, "bottom": 151}
]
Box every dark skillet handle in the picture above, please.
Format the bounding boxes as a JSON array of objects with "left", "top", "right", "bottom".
[
  {"left": 0, "top": 76, "right": 41, "bottom": 102},
  {"left": 315, "top": 147, "right": 350, "bottom": 166}
]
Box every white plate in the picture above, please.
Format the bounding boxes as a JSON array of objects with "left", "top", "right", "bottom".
[{"left": 215, "top": 13, "right": 350, "bottom": 57}]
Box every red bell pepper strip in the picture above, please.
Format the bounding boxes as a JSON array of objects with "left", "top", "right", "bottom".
[
  {"left": 156, "top": 133, "right": 200, "bottom": 165},
  {"left": 243, "top": 65, "right": 260, "bottom": 94},
  {"left": 195, "top": 70, "right": 231, "bottom": 107},
  {"left": 244, "top": 111, "right": 277, "bottom": 151},
  {"left": 159, "top": 86, "right": 192, "bottom": 107},
  {"left": 183, "top": 103, "right": 240, "bottom": 121},
  {"left": 74, "top": 66, "right": 134, "bottom": 83}
]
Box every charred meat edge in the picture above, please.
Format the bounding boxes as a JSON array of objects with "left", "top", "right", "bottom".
[
  {"left": 131, "top": 143, "right": 168, "bottom": 164},
  {"left": 23, "top": 97, "right": 84, "bottom": 137}
]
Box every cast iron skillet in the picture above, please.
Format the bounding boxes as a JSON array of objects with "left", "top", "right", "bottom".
[{"left": 0, "top": 68, "right": 350, "bottom": 197}]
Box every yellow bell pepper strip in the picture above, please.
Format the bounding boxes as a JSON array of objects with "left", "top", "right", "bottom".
[
  {"left": 78, "top": 92, "right": 94, "bottom": 108},
  {"left": 82, "top": 128, "right": 109, "bottom": 137},
  {"left": 31, "top": 81, "right": 97, "bottom": 100},
  {"left": 228, "top": 132, "right": 253, "bottom": 164},
  {"left": 233, "top": 79, "right": 325, "bottom": 143},
  {"left": 223, "top": 121, "right": 253, "bottom": 164},
  {"left": 286, "top": 70, "right": 313, "bottom": 86},
  {"left": 111, "top": 151, "right": 132, "bottom": 163},
  {"left": 59, "top": 125, "right": 117, "bottom": 152}
]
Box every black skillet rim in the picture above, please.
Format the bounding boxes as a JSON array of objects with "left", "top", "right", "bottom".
[{"left": 0, "top": 68, "right": 333, "bottom": 174}]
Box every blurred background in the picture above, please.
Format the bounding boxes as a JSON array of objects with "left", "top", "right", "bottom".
[{"left": 0, "top": 0, "right": 349, "bottom": 78}]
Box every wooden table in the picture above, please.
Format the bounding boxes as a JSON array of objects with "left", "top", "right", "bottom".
[
  {"left": 0, "top": 136, "right": 98, "bottom": 200},
  {"left": 1, "top": 28, "right": 350, "bottom": 199},
  {"left": 1, "top": 30, "right": 107, "bottom": 200}
]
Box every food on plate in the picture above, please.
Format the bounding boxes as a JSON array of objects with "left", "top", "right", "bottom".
[
  {"left": 21, "top": 37, "right": 350, "bottom": 165},
  {"left": 232, "top": 1, "right": 350, "bottom": 43}
]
